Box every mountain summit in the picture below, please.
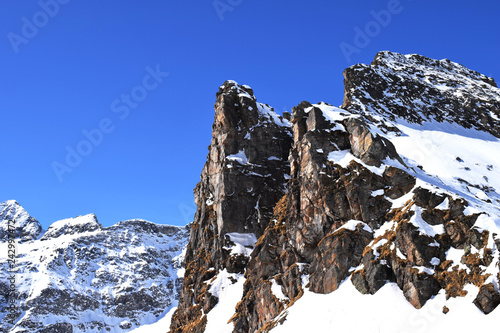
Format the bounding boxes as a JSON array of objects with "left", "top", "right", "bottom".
[{"left": 171, "top": 52, "right": 500, "bottom": 333}]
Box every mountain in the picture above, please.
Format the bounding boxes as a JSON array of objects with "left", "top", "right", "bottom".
[
  {"left": 0, "top": 200, "right": 189, "bottom": 332},
  {"left": 2, "top": 51, "right": 499, "bottom": 333},
  {"left": 169, "top": 52, "right": 500, "bottom": 332},
  {"left": 0, "top": 200, "right": 43, "bottom": 243}
]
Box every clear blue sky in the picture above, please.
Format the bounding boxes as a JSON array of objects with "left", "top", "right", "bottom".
[{"left": 1, "top": 0, "right": 499, "bottom": 230}]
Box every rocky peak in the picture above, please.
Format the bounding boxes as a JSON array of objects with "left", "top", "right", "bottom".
[
  {"left": 40, "top": 214, "right": 102, "bottom": 240},
  {"left": 0, "top": 200, "right": 43, "bottom": 242},
  {"left": 169, "top": 53, "right": 500, "bottom": 332},
  {"left": 107, "top": 219, "right": 188, "bottom": 236},
  {"left": 343, "top": 51, "right": 500, "bottom": 137},
  {"left": 170, "top": 80, "right": 292, "bottom": 332},
  {"left": 198, "top": 80, "right": 292, "bottom": 237}
]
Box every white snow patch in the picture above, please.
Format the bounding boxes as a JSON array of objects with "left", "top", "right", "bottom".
[
  {"left": 205, "top": 270, "right": 245, "bottom": 333},
  {"left": 224, "top": 233, "right": 257, "bottom": 257},
  {"left": 271, "top": 279, "right": 289, "bottom": 301},
  {"left": 409, "top": 206, "right": 445, "bottom": 237},
  {"left": 335, "top": 220, "right": 373, "bottom": 234},
  {"left": 372, "top": 189, "right": 385, "bottom": 196},
  {"left": 226, "top": 150, "right": 248, "bottom": 165}
]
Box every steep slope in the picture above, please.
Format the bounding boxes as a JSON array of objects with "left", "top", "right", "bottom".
[
  {"left": 172, "top": 52, "right": 500, "bottom": 333},
  {"left": 0, "top": 201, "right": 189, "bottom": 333},
  {"left": 170, "top": 81, "right": 292, "bottom": 332}
]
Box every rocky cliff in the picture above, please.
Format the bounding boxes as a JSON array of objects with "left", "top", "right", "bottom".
[
  {"left": 170, "top": 81, "right": 292, "bottom": 332},
  {"left": 0, "top": 200, "right": 189, "bottom": 332},
  {"left": 171, "top": 52, "right": 500, "bottom": 332}
]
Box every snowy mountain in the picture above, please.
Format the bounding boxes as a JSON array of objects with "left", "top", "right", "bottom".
[
  {"left": 0, "top": 200, "right": 189, "bottom": 332},
  {"left": 2, "top": 51, "right": 500, "bottom": 333},
  {"left": 0, "top": 200, "right": 43, "bottom": 243},
  {"left": 169, "top": 52, "right": 500, "bottom": 332}
]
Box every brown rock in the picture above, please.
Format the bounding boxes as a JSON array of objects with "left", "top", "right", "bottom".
[
  {"left": 473, "top": 283, "right": 500, "bottom": 314},
  {"left": 309, "top": 224, "right": 373, "bottom": 293}
]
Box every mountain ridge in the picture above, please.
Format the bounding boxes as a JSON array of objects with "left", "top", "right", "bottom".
[
  {"left": 171, "top": 51, "right": 500, "bottom": 333},
  {"left": 2, "top": 50, "right": 500, "bottom": 333},
  {"left": 0, "top": 200, "right": 189, "bottom": 333}
]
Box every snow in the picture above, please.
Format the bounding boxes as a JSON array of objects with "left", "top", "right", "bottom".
[
  {"left": 335, "top": 220, "right": 373, "bottom": 234},
  {"left": 224, "top": 232, "right": 258, "bottom": 257},
  {"left": 226, "top": 150, "right": 248, "bottom": 165},
  {"left": 0, "top": 211, "right": 189, "bottom": 333},
  {"left": 314, "top": 103, "right": 352, "bottom": 124},
  {"left": 408, "top": 206, "right": 445, "bottom": 238},
  {"left": 271, "top": 278, "right": 288, "bottom": 301},
  {"left": 435, "top": 197, "right": 449, "bottom": 210},
  {"left": 199, "top": 55, "right": 500, "bottom": 332},
  {"left": 430, "top": 257, "right": 441, "bottom": 266},
  {"left": 129, "top": 306, "right": 177, "bottom": 333},
  {"left": 48, "top": 214, "right": 99, "bottom": 230},
  {"left": 413, "top": 266, "right": 435, "bottom": 275},
  {"left": 256, "top": 102, "right": 292, "bottom": 128},
  {"left": 369, "top": 238, "right": 389, "bottom": 260},
  {"left": 271, "top": 279, "right": 499, "bottom": 333},
  {"left": 205, "top": 270, "right": 246, "bottom": 333},
  {"left": 372, "top": 189, "right": 385, "bottom": 196},
  {"left": 396, "top": 248, "right": 407, "bottom": 260},
  {"left": 0, "top": 200, "right": 44, "bottom": 241},
  {"left": 327, "top": 150, "right": 355, "bottom": 168},
  {"left": 389, "top": 121, "right": 500, "bottom": 210},
  {"left": 445, "top": 247, "right": 468, "bottom": 271}
]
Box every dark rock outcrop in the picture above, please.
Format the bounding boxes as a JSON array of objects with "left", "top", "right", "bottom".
[
  {"left": 343, "top": 51, "right": 500, "bottom": 138},
  {"left": 169, "top": 81, "right": 292, "bottom": 333}
]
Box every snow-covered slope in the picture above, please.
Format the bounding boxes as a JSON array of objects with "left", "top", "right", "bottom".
[
  {"left": 0, "top": 201, "right": 189, "bottom": 333},
  {"left": 343, "top": 51, "right": 500, "bottom": 137}
]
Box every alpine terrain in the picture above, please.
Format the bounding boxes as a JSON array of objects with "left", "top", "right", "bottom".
[
  {"left": 1, "top": 51, "right": 500, "bottom": 333},
  {"left": 168, "top": 51, "right": 500, "bottom": 333},
  {"left": 0, "top": 200, "right": 189, "bottom": 332}
]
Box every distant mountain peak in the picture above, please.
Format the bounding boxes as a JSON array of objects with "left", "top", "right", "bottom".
[
  {"left": 0, "top": 201, "right": 189, "bottom": 333},
  {"left": 0, "top": 199, "right": 42, "bottom": 242}
]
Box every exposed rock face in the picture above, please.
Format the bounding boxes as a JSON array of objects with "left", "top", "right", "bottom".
[
  {"left": 474, "top": 283, "right": 500, "bottom": 314},
  {"left": 343, "top": 51, "right": 500, "bottom": 138},
  {"left": 173, "top": 52, "right": 500, "bottom": 332},
  {"left": 169, "top": 81, "right": 292, "bottom": 332},
  {"left": 0, "top": 205, "right": 189, "bottom": 333},
  {"left": 232, "top": 101, "right": 418, "bottom": 332}
]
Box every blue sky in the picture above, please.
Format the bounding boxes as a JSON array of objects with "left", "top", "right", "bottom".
[{"left": 1, "top": 0, "right": 499, "bottom": 230}]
